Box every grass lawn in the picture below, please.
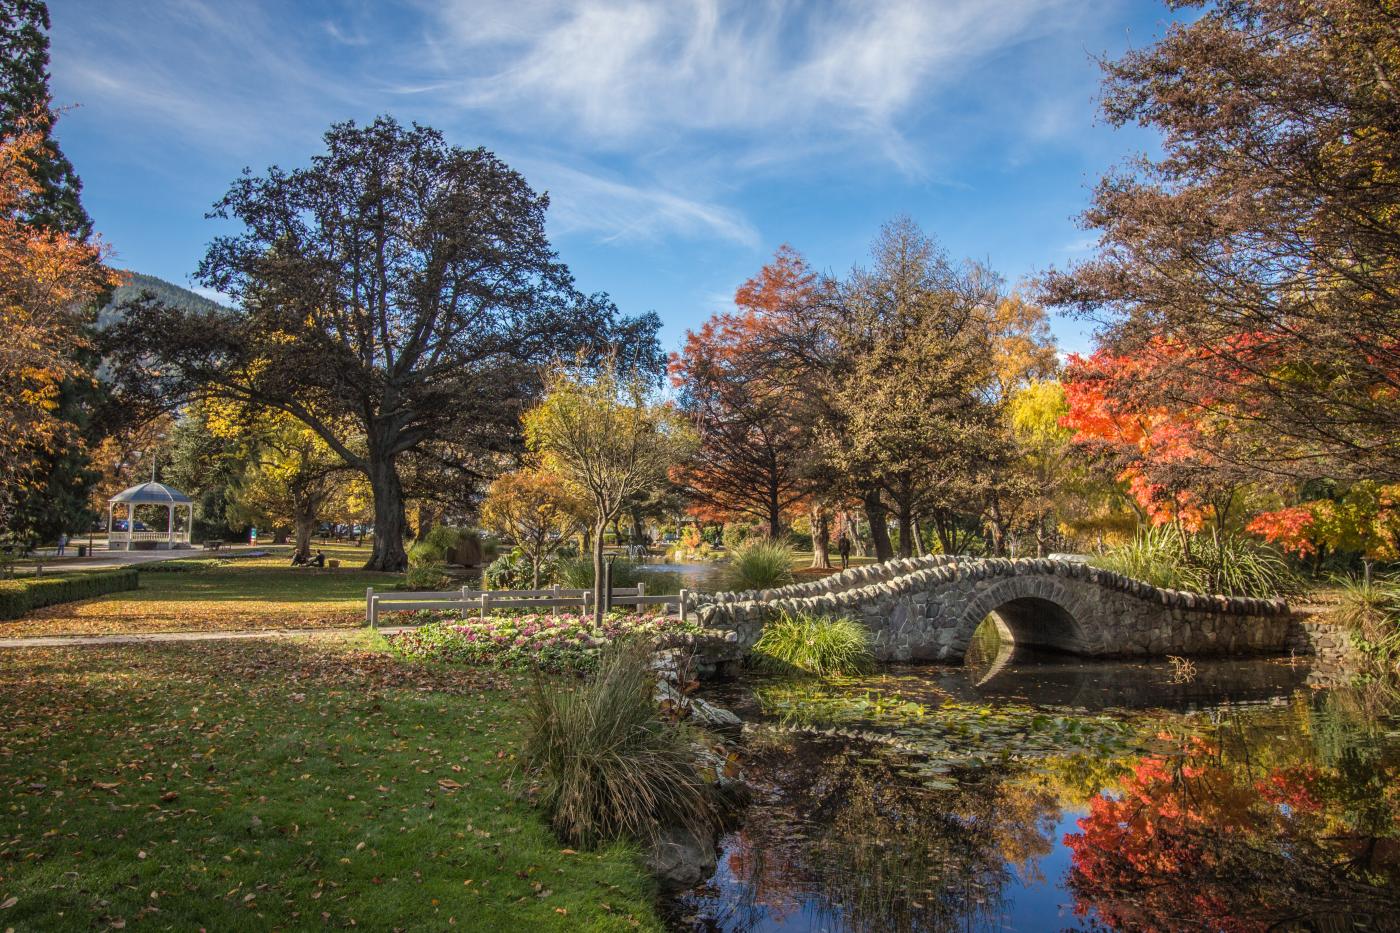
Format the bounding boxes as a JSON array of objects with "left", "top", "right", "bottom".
[
  {"left": 0, "top": 634, "right": 662, "bottom": 931},
  {"left": 3, "top": 546, "right": 399, "bottom": 637}
]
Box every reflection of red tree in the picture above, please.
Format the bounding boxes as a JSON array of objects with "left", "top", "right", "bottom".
[{"left": 1065, "top": 738, "right": 1399, "bottom": 931}]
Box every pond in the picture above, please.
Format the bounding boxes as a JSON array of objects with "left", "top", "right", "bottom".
[{"left": 673, "top": 646, "right": 1400, "bottom": 931}]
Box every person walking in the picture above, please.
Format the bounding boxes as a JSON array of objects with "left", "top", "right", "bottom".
[
  {"left": 837, "top": 534, "right": 851, "bottom": 570},
  {"left": 56, "top": 532, "right": 68, "bottom": 557}
]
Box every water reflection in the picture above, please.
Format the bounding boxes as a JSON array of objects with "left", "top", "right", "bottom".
[{"left": 677, "top": 662, "right": 1400, "bottom": 932}]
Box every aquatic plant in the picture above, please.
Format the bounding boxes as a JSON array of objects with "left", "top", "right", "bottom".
[
  {"left": 521, "top": 639, "right": 716, "bottom": 848},
  {"left": 751, "top": 612, "right": 873, "bottom": 677},
  {"left": 1092, "top": 524, "right": 1298, "bottom": 597},
  {"left": 723, "top": 538, "right": 796, "bottom": 592}
]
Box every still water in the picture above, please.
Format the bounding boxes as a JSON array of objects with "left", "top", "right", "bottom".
[{"left": 675, "top": 645, "right": 1400, "bottom": 932}]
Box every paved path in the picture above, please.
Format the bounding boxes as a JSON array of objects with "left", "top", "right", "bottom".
[
  {"left": 14, "top": 544, "right": 271, "bottom": 572},
  {"left": 0, "top": 625, "right": 412, "bottom": 650}
]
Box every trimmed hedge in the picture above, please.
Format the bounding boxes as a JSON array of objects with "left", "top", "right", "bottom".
[
  {"left": 135, "top": 558, "right": 228, "bottom": 573},
  {"left": 0, "top": 570, "right": 139, "bottom": 620}
]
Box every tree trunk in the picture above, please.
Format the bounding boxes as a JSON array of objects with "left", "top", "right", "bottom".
[
  {"left": 767, "top": 476, "right": 782, "bottom": 539},
  {"left": 810, "top": 501, "right": 831, "bottom": 569},
  {"left": 630, "top": 508, "right": 646, "bottom": 551},
  {"left": 293, "top": 508, "right": 317, "bottom": 562},
  {"left": 863, "top": 490, "right": 894, "bottom": 562},
  {"left": 591, "top": 517, "right": 608, "bottom": 624},
  {"left": 366, "top": 450, "right": 408, "bottom": 572},
  {"left": 897, "top": 504, "right": 914, "bottom": 559},
  {"left": 912, "top": 516, "right": 926, "bottom": 557}
]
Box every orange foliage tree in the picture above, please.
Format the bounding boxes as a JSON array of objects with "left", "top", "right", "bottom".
[
  {"left": 669, "top": 246, "right": 819, "bottom": 539},
  {"left": 0, "top": 127, "right": 119, "bottom": 532}
]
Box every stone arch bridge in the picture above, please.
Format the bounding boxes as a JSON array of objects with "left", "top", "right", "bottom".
[{"left": 684, "top": 555, "right": 1300, "bottom": 662}]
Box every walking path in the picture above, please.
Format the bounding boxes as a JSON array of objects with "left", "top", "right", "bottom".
[{"left": 0, "top": 625, "right": 410, "bottom": 650}]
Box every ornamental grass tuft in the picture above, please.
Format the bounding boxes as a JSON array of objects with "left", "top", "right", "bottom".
[
  {"left": 1092, "top": 524, "right": 1298, "bottom": 598},
  {"left": 521, "top": 639, "right": 716, "bottom": 849},
  {"left": 751, "top": 611, "right": 874, "bottom": 677},
  {"left": 723, "top": 537, "right": 795, "bottom": 592},
  {"left": 1330, "top": 573, "right": 1400, "bottom": 677}
]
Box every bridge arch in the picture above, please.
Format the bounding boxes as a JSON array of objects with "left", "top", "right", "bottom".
[{"left": 953, "top": 576, "right": 1099, "bottom": 656}]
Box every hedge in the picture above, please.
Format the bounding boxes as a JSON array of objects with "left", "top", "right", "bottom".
[{"left": 0, "top": 569, "right": 140, "bottom": 621}]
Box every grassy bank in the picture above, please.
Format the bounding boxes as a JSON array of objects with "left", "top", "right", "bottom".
[
  {"left": 3, "top": 547, "right": 394, "bottom": 637},
  {"left": 0, "top": 635, "right": 661, "bottom": 930}
]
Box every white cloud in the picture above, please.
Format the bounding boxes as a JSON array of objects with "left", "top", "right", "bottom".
[{"left": 519, "top": 158, "right": 760, "bottom": 248}]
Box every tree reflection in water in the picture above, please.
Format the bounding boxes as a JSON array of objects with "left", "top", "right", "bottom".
[
  {"left": 678, "top": 669, "right": 1400, "bottom": 933},
  {"left": 691, "top": 733, "right": 1062, "bottom": 932},
  {"left": 1065, "top": 697, "right": 1400, "bottom": 931}
]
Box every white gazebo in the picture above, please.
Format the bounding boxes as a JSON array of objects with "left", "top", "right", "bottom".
[{"left": 108, "top": 482, "right": 194, "bottom": 550}]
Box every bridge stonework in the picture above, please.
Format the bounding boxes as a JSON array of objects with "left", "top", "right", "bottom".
[{"left": 686, "top": 555, "right": 1299, "bottom": 662}]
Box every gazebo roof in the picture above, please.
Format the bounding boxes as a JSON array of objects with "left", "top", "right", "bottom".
[{"left": 110, "top": 481, "right": 193, "bottom": 505}]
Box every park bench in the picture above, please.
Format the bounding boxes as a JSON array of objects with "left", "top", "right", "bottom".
[{"left": 202, "top": 540, "right": 223, "bottom": 551}]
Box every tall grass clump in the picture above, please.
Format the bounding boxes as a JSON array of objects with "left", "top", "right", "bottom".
[
  {"left": 1330, "top": 574, "right": 1400, "bottom": 676},
  {"left": 1092, "top": 524, "right": 1298, "bottom": 598},
  {"left": 521, "top": 640, "right": 716, "bottom": 848},
  {"left": 751, "top": 612, "right": 874, "bottom": 677},
  {"left": 723, "top": 537, "right": 795, "bottom": 592}
]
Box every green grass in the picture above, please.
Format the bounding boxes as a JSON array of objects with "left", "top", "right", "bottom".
[
  {"left": 751, "top": 612, "right": 874, "bottom": 677},
  {"left": 0, "top": 635, "right": 662, "bottom": 931}
]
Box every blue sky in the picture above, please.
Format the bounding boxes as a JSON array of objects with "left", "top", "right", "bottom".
[{"left": 48, "top": 0, "right": 1176, "bottom": 355}]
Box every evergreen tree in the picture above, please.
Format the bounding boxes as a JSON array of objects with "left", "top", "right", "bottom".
[{"left": 0, "top": 0, "right": 89, "bottom": 238}]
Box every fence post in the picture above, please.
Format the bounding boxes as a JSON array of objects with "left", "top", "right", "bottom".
[
  {"left": 480, "top": 591, "right": 492, "bottom": 620},
  {"left": 551, "top": 584, "right": 560, "bottom": 619},
  {"left": 366, "top": 586, "right": 376, "bottom": 629},
  {"left": 635, "top": 581, "right": 645, "bottom": 614},
  {"left": 460, "top": 585, "right": 470, "bottom": 620},
  {"left": 678, "top": 587, "right": 688, "bottom": 623}
]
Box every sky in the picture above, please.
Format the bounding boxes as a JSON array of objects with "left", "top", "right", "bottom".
[{"left": 47, "top": 0, "right": 1179, "bottom": 356}]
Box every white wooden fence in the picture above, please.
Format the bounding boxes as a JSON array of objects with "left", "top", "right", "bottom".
[{"left": 365, "top": 583, "right": 690, "bottom": 628}]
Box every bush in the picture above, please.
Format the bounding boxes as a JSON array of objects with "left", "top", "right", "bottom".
[
  {"left": 409, "top": 526, "right": 481, "bottom": 567},
  {"left": 1329, "top": 574, "right": 1400, "bottom": 676},
  {"left": 751, "top": 612, "right": 874, "bottom": 677},
  {"left": 521, "top": 640, "right": 716, "bottom": 848},
  {"left": 721, "top": 522, "right": 760, "bottom": 551},
  {"left": 723, "top": 538, "right": 795, "bottom": 591},
  {"left": 1091, "top": 524, "right": 1298, "bottom": 598},
  {"left": 0, "top": 570, "right": 139, "bottom": 620},
  {"left": 402, "top": 562, "right": 453, "bottom": 591}
]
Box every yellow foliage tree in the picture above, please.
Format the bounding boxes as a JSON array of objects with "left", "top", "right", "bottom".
[
  {"left": 480, "top": 466, "right": 589, "bottom": 587},
  {"left": 523, "top": 360, "right": 695, "bottom": 619}
]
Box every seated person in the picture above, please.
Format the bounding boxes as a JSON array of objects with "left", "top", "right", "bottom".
[
  {"left": 290, "top": 551, "right": 309, "bottom": 566},
  {"left": 308, "top": 550, "right": 326, "bottom": 568}
]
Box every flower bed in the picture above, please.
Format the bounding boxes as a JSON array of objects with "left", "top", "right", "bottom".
[{"left": 385, "top": 610, "right": 700, "bottom": 671}]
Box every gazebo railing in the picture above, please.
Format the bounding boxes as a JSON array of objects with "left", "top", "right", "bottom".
[{"left": 109, "top": 530, "right": 192, "bottom": 543}]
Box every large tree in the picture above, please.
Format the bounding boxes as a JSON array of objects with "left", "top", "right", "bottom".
[
  {"left": 670, "top": 246, "right": 818, "bottom": 538},
  {"left": 0, "top": 0, "right": 88, "bottom": 238},
  {"left": 1041, "top": 0, "right": 1400, "bottom": 483},
  {"left": 107, "top": 117, "right": 660, "bottom": 570}
]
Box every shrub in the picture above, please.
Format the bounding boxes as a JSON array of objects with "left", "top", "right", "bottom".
[
  {"left": 751, "top": 612, "right": 874, "bottom": 677},
  {"left": 521, "top": 640, "right": 716, "bottom": 848},
  {"left": 1091, "top": 524, "right": 1298, "bottom": 598},
  {"left": 1329, "top": 574, "right": 1400, "bottom": 676},
  {"left": 409, "top": 526, "right": 481, "bottom": 567},
  {"left": 723, "top": 537, "right": 795, "bottom": 592},
  {"left": 0, "top": 570, "right": 139, "bottom": 620},
  {"left": 402, "top": 562, "right": 453, "bottom": 591},
  {"left": 721, "top": 522, "right": 759, "bottom": 550}
]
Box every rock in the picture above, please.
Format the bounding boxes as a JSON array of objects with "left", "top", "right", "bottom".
[{"left": 645, "top": 825, "right": 717, "bottom": 891}]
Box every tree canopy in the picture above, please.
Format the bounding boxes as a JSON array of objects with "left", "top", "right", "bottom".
[{"left": 106, "top": 117, "right": 661, "bottom": 570}]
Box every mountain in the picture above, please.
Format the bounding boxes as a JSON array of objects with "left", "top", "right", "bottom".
[{"left": 99, "top": 271, "right": 234, "bottom": 328}]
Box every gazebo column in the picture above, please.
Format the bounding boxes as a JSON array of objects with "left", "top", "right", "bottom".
[
  {"left": 167, "top": 503, "right": 175, "bottom": 549},
  {"left": 107, "top": 501, "right": 115, "bottom": 551}
]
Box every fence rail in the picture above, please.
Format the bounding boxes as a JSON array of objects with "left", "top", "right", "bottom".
[{"left": 365, "top": 583, "right": 690, "bottom": 628}]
